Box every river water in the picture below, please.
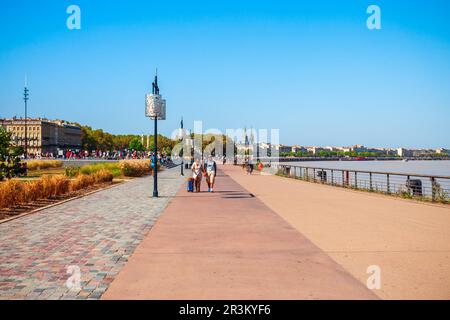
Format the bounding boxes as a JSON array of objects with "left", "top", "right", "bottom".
[
  {"left": 279, "top": 160, "right": 450, "bottom": 197},
  {"left": 283, "top": 160, "right": 450, "bottom": 177}
]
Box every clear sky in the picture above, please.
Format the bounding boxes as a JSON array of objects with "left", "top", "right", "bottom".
[{"left": 0, "top": 0, "right": 449, "bottom": 148}]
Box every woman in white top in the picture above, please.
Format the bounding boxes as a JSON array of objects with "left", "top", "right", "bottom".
[{"left": 191, "top": 158, "right": 203, "bottom": 192}]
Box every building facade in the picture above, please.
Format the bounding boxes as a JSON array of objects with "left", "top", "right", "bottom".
[
  {"left": 436, "top": 148, "right": 450, "bottom": 156},
  {"left": 0, "top": 118, "right": 82, "bottom": 156},
  {"left": 278, "top": 145, "right": 293, "bottom": 154}
]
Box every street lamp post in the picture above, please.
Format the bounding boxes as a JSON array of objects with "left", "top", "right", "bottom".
[
  {"left": 23, "top": 85, "right": 29, "bottom": 159},
  {"left": 152, "top": 74, "right": 159, "bottom": 198},
  {"left": 145, "top": 70, "right": 166, "bottom": 198},
  {"left": 201, "top": 132, "right": 204, "bottom": 161},
  {"left": 153, "top": 114, "right": 158, "bottom": 197},
  {"left": 180, "top": 117, "right": 184, "bottom": 176},
  {"left": 189, "top": 129, "right": 193, "bottom": 166}
]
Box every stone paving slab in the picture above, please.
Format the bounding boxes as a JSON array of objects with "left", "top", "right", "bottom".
[
  {"left": 103, "top": 169, "right": 378, "bottom": 299},
  {"left": 0, "top": 168, "right": 184, "bottom": 300}
]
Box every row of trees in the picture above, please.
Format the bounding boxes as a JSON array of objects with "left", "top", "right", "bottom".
[
  {"left": 80, "top": 125, "right": 176, "bottom": 154},
  {"left": 80, "top": 127, "right": 237, "bottom": 156}
]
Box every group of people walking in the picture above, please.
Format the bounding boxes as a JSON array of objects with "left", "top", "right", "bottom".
[
  {"left": 190, "top": 156, "right": 217, "bottom": 193},
  {"left": 187, "top": 156, "right": 264, "bottom": 193}
]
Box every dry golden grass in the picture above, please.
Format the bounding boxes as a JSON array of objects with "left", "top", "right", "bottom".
[
  {"left": 26, "top": 160, "right": 63, "bottom": 171},
  {"left": 93, "top": 169, "right": 114, "bottom": 184},
  {"left": 54, "top": 175, "right": 71, "bottom": 195},
  {"left": 69, "top": 170, "right": 113, "bottom": 192},
  {"left": 0, "top": 180, "right": 24, "bottom": 208},
  {"left": 70, "top": 174, "right": 95, "bottom": 192},
  {"left": 23, "top": 179, "right": 44, "bottom": 203},
  {"left": 119, "top": 160, "right": 152, "bottom": 177},
  {"left": 0, "top": 171, "right": 113, "bottom": 210},
  {"left": 41, "top": 176, "right": 56, "bottom": 198}
]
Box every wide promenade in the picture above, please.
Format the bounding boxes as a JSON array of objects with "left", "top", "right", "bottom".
[{"left": 103, "top": 169, "right": 376, "bottom": 299}]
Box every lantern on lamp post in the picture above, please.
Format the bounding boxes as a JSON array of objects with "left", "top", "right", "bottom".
[{"left": 145, "top": 71, "right": 166, "bottom": 198}]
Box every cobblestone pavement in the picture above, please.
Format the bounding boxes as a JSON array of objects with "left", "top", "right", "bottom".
[{"left": 0, "top": 168, "right": 184, "bottom": 300}]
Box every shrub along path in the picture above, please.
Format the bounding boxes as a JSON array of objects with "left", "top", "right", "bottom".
[{"left": 0, "top": 167, "right": 184, "bottom": 300}]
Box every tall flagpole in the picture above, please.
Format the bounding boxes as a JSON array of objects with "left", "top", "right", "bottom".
[{"left": 23, "top": 76, "right": 29, "bottom": 159}]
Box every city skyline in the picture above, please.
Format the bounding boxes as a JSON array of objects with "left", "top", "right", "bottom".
[
  {"left": 1, "top": 1, "right": 449, "bottom": 148},
  {"left": 2, "top": 115, "right": 449, "bottom": 153}
]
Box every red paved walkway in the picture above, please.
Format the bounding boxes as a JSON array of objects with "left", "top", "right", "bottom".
[{"left": 103, "top": 169, "right": 377, "bottom": 299}]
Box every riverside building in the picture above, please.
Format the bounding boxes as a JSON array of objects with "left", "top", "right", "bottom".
[{"left": 0, "top": 117, "right": 82, "bottom": 157}]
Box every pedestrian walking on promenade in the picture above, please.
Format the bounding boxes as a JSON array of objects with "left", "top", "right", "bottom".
[
  {"left": 257, "top": 160, "right": 264, "bottom": 171},
  {"left": 205, "top": 155, "right": 217, "bottom": 192},
  {"left": 246, "top": 158, "right": 254, "bottom": 175},
  {"left": 191, "top": 158, "right": 203, "bottom": 192},
  {"left": 243, "top": 158, "right": 248, "bottom": 170}
]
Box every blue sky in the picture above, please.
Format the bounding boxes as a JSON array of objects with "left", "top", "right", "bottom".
[{"left": 0, "top": 0, "right": 449, "bottom": 148}]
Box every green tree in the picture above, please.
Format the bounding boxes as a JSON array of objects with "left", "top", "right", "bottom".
[
  {"left": 80, "top": 124, "right": 177, "bottom": 153},
  {"left": 147, "top": 134, "right": 176, "bottom": 154},
  {"left": 112, "top": 134, "right": 139, "bottom": 150},
  {"left": 129, "top": 138, "right": 145, "bottom": 151},
  {"left": 0, "top": 127, "right": 23, "bottom": 180}
]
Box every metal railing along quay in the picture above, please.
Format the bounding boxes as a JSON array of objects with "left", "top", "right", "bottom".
[{"left": 272, "top": 164, "right": 450, "bottom": 203}]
